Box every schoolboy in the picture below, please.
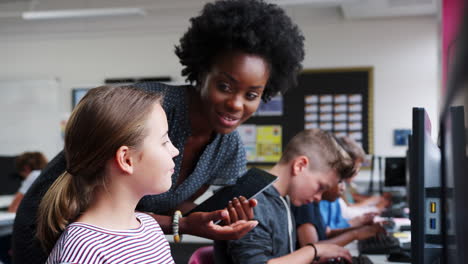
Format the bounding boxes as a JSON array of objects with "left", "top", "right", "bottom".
[{"left": 216, "top": 129, "right": 355, "bottom": 264}]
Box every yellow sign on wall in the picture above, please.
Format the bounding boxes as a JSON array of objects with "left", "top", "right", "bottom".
[{"left": 256, "top": 126, "right": 282, "bottom": 162}]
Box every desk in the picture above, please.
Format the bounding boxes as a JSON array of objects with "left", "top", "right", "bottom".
[
  {"left": 0, "top": 195, "right": 15, "bottom": 237},
  {"left": 346, "top": 240, "right": 408, "bottom": 264},
  {"left": 164, "top": 222, "right": 412, "bottom": 264},
  {"left": 0, "top": 212, "right": 15, "bottom": 237},
  {"left": 0, "top": 195, "right": 14, "bottom": 210}
]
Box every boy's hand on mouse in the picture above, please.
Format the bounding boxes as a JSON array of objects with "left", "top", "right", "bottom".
[
  {"left": 224, "top": 196, "right": 258, "bottom": 225},
  {"left": 181, "top": 209, "right": 258, "bottom": 240}
]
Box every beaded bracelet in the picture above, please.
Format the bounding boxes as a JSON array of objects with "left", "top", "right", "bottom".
[{"left": 172, "top": 210, "right": 183, "bottom": 243}]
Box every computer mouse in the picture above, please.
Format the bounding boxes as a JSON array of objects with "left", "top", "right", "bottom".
[
  {"left": 382, "top": 220, "right": 396, "bottom": 231},
  {"left": 387, "top": 250, "right": 411, "bottom": 262}
]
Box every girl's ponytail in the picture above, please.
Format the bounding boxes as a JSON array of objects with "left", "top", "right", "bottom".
[{"left": 37, "top": 171, "right": 81, "bottom": 253}]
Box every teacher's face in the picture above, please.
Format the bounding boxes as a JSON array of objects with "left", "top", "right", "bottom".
[{"left": 198, "top": 51, "right": 270, "bottom": 134}]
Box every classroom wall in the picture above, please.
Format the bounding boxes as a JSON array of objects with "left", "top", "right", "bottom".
[{"left": 0, "top": 9, "right": 438, "bottom": 165}]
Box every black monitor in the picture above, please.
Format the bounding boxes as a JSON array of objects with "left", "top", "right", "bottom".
[
  {"left": 0, "top": 156, "right": 22, "bottom": 195},
  {"left": 384, "top": 157, "right": 406, "bottom": 187},
  {"left": 408, "top": 107, "right": 442, "bottom": 264},
  {"left": 440, "top": 106, "right": 467, "bottom": 264},
  {"left": 439, "top": 3, "right": 468, "bottom": 263}
]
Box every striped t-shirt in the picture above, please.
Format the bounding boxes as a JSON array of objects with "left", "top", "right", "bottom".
[{"left": 47, "top": 212, "right": 174, "bottom": 264}]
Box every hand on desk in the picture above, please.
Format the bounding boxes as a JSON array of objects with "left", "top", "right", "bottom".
[{"left": 180, "top": 196, "right": 258, "bottom": 240}]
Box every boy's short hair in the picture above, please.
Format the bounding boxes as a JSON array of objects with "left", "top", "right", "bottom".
[
  {"left": 337, "top": 136, "right": 367, "bottom": 164},
  {"left": 279, "top": 129, "right": 355, "bottom": 180}
]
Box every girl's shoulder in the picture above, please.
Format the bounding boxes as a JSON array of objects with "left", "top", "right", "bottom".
[
  {"left": 135, "top": 212, "right": 156, "bottom": 223},
  {"left": 135, "top": 212, "right": 162, "bottom": 230}
]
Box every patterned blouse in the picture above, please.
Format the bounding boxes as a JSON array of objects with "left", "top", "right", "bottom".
[{"left": 135, "top": 82, "right": 247, "bottom": 213}]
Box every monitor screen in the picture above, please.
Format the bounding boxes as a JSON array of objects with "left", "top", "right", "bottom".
[
  {"left": 440, "top": 106, "right": 468, "bottom": 264},
  {"left": 0, "top": 156, "right": 22, "bottom": 195},
  {"left": 439, "top": 3, "right": 468, "bottom": 263},
  {"left": 384, "top": 157, "right": 406, "bottom": 187},
  {"left": 409, "top": 107, "right": 442, "bottom": 264}
]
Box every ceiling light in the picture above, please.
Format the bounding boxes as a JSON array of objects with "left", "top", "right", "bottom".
[{"left": 22, "top": 7, "right": 145, "bottom": 20}]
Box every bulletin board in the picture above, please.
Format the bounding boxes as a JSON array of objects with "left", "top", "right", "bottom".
[
  {"left": 238, "top": 67, "right": 373, "bottom": 167},
  {"left": 283, "top": 67, "right": 374, "bottom": 154}
]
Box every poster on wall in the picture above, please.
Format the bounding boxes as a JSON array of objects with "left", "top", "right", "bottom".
[
  {"left": 256, "top": 125, "right": 282, "bottom": 162},
  {"left": 296, "top": 68, "right": 373, "bottom": 154},
  {"left": 237, "top": 124, "right": 257, "bottom": 161},
  {"left": 255, "top": 95, "right": 283, "bottom": 116},
  {"left": 238, "top": 124, "right": 282, "bottom": 162},
  {"left": 304, "top": 93, "right": 365, "bottom": 145}
]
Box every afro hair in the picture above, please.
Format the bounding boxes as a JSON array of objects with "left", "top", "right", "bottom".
[{"left": 175, "top": 0, "right": 305, "bottom": 102}]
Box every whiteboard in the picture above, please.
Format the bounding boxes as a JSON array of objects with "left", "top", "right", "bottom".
[{"left": 0, "top": 79, "right": 63, "bottom": 159}]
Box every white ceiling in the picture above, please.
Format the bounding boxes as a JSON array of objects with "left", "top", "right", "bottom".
[{"left": 0, "top": 0, "right": 438, "bottom": 37}]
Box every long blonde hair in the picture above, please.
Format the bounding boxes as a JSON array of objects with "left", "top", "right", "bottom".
[{"left": 37, "top": 85, "right": 162, "bottom": 252}]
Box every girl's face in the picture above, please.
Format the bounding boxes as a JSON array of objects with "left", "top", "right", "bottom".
[
  {"left": 198, "top": 51, "right": 270, "bottom": 134},
  {"left": 133, "top": 104, "right": 179, "bottom": 195}
]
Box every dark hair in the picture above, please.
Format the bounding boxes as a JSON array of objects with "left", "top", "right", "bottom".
[
  {"left": 175, "top": 0, "right": 305, "bottom": 102},
  {"left": 15, "top": 151, "right": 47, "bottom": 172},
  {"left": 37, "top": 85, "right": 162, "bottom": 252}
]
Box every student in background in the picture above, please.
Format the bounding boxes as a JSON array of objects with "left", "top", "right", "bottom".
[
  {"left": 13, "top": 1, "right": 304, "bottom": 263},
  {"left": 0, "top": 152, "right": 48, "bottom": 264},
  {"left": 338, "top": 137, "right": 391, "bottom": 219},
  {"left": 320, "top": 181, "right": 377, "bottom": 229},
  {"left": 217, "top": 129, "right": 355, "bottom": 264},
  {"left": 37, "top": 85, "right": 179, "bottom": 263},
  {"left": 8, "top": 151, "right": 47, "bottom": 213}
]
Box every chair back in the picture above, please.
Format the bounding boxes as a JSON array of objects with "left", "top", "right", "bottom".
[{"left": 188, "top": 246, "right": 214, "bottom": 264}]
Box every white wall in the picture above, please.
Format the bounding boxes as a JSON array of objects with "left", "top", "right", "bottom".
[
  {"left": 0, "top": 79, "right": 62, "bottom": 159},
  {"left": 0, "top": 12, "right": 438, "bottom": 163},
  {"left": 295, "top": 16, "right": 439, "bottom": 156},
  {"left": 292, "top": 14, "right": 439, "bottom": 181}
]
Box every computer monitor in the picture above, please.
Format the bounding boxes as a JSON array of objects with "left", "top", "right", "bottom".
[
  {"left": 0, "top": 156, "right": 22, "bottom": 195},
  {"left": 384, "top": 157, "right": 406, "bottom": 187},
  {"left": 440, "top": 106, "right": 467, "bottom": 264},
  {"left": 439, "top": 3, "right": 468, "bottom": 263},
  {"left": 408, "top": 107, "right": 442, "bottom": 264}
]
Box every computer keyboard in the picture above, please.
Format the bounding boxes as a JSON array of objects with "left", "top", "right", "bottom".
[
  {"left": 327, "top": 255, "right": 373, "bottom": 264},
  {"left": 382, "top": 219, "right": 396, "bottom": 231},
  {"left": 380, "top": 207, "right": 408, "bottom": 218},
  {"left": 399, "top": 224, "right": 411, "bottom": 232},
  {"left": 358, "top": 233, "right": 400, "bottom": 254}
]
